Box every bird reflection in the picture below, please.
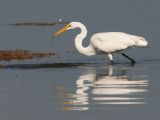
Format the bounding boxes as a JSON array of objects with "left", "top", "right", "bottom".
[{"left": 59, "top": 65, "right": 148, "bottom": 111}]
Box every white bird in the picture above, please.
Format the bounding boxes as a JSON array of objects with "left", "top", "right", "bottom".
[{"left": 54, "top": 22, "right": 148, "bottom": 64}]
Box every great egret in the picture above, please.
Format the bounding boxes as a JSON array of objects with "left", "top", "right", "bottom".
[{"left": 54, "top": 22, "right": 148, "bottom": 64}]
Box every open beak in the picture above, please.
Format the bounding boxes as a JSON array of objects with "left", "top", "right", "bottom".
[{"left": 54, "top": 24, "right": 71, "bottom": 37}]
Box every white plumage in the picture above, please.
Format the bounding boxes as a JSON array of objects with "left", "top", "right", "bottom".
[
  {"left": 91, "top": 32, "right": 147, "bottom": 52},
  {"left": 54, "top": 22, "right": 148, "bottom": 64}
]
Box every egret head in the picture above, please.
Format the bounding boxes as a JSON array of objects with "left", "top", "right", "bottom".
[{"left": 54, "top": 22, "right": 81, "bottom": 36}]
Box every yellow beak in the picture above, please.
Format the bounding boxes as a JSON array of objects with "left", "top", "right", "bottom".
[{"left": 54, "top": 24, "right": 71, "bottom": 37}]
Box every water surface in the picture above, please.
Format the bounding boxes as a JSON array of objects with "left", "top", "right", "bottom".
[
  {"left": 0, "top": 62, "right": 159, "bottom": 120},
  {"left": 0, "top": 0, "right": 160, "bottom": 120}
]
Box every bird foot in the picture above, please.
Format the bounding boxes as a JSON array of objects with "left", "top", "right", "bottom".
[
  {"left": 110, "top": 61, "right": 114, "bottom": 65},
  {"left": 131, "top": 60, "right": 136, "bottom": 64}
]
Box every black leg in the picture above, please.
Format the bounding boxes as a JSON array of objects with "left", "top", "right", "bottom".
[
  {"left": 121, "top": 53, "right": 136, "bottom": 63},
  {"left": 110, "top": 60, "right": 114, "bottom": 65}
]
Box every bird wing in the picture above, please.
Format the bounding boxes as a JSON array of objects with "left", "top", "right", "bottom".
[{"left": 91, "top": 32, "right": 138, "bottom": 53}]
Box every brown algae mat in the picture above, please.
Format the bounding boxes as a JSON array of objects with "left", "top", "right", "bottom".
[{"left": 0, "top": 50, "right": 55, "bottom": 61}]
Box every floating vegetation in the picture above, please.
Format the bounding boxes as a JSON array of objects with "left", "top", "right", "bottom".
[
  {"left": 2, "top": 63, "right": 92, "bottom": 69},
  {"left": 8, "top": 19, "right": 68, "bottom": 27},
  {"left": 9, "top": 22, "right": 61, "bottom": 26},
  {"left": 0, "top": 50, "right": 54, "bottom": 61}
]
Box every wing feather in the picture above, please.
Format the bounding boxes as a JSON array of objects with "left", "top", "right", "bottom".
[{"left": 91, "top": 32, "right": 139, "bottom": 53}]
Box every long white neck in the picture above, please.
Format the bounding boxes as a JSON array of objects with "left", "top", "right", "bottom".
[{"left": 74, "top": 22, "right": 96, "bottom": 56}]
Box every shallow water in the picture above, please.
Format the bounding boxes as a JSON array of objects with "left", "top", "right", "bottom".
[
  {"left": 0, "top": 61, "right": 159, "bottom": 120},
  {"left": 0, "top": 0, "right": 160, "bottom": 119}
]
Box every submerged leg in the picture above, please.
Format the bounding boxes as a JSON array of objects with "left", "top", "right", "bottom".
[
  {"left": 121, "top": 53, "right": 136, "bottom": 63},
  {"left": 108, "top": 53, "right": 114, "bottom": 65}
]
